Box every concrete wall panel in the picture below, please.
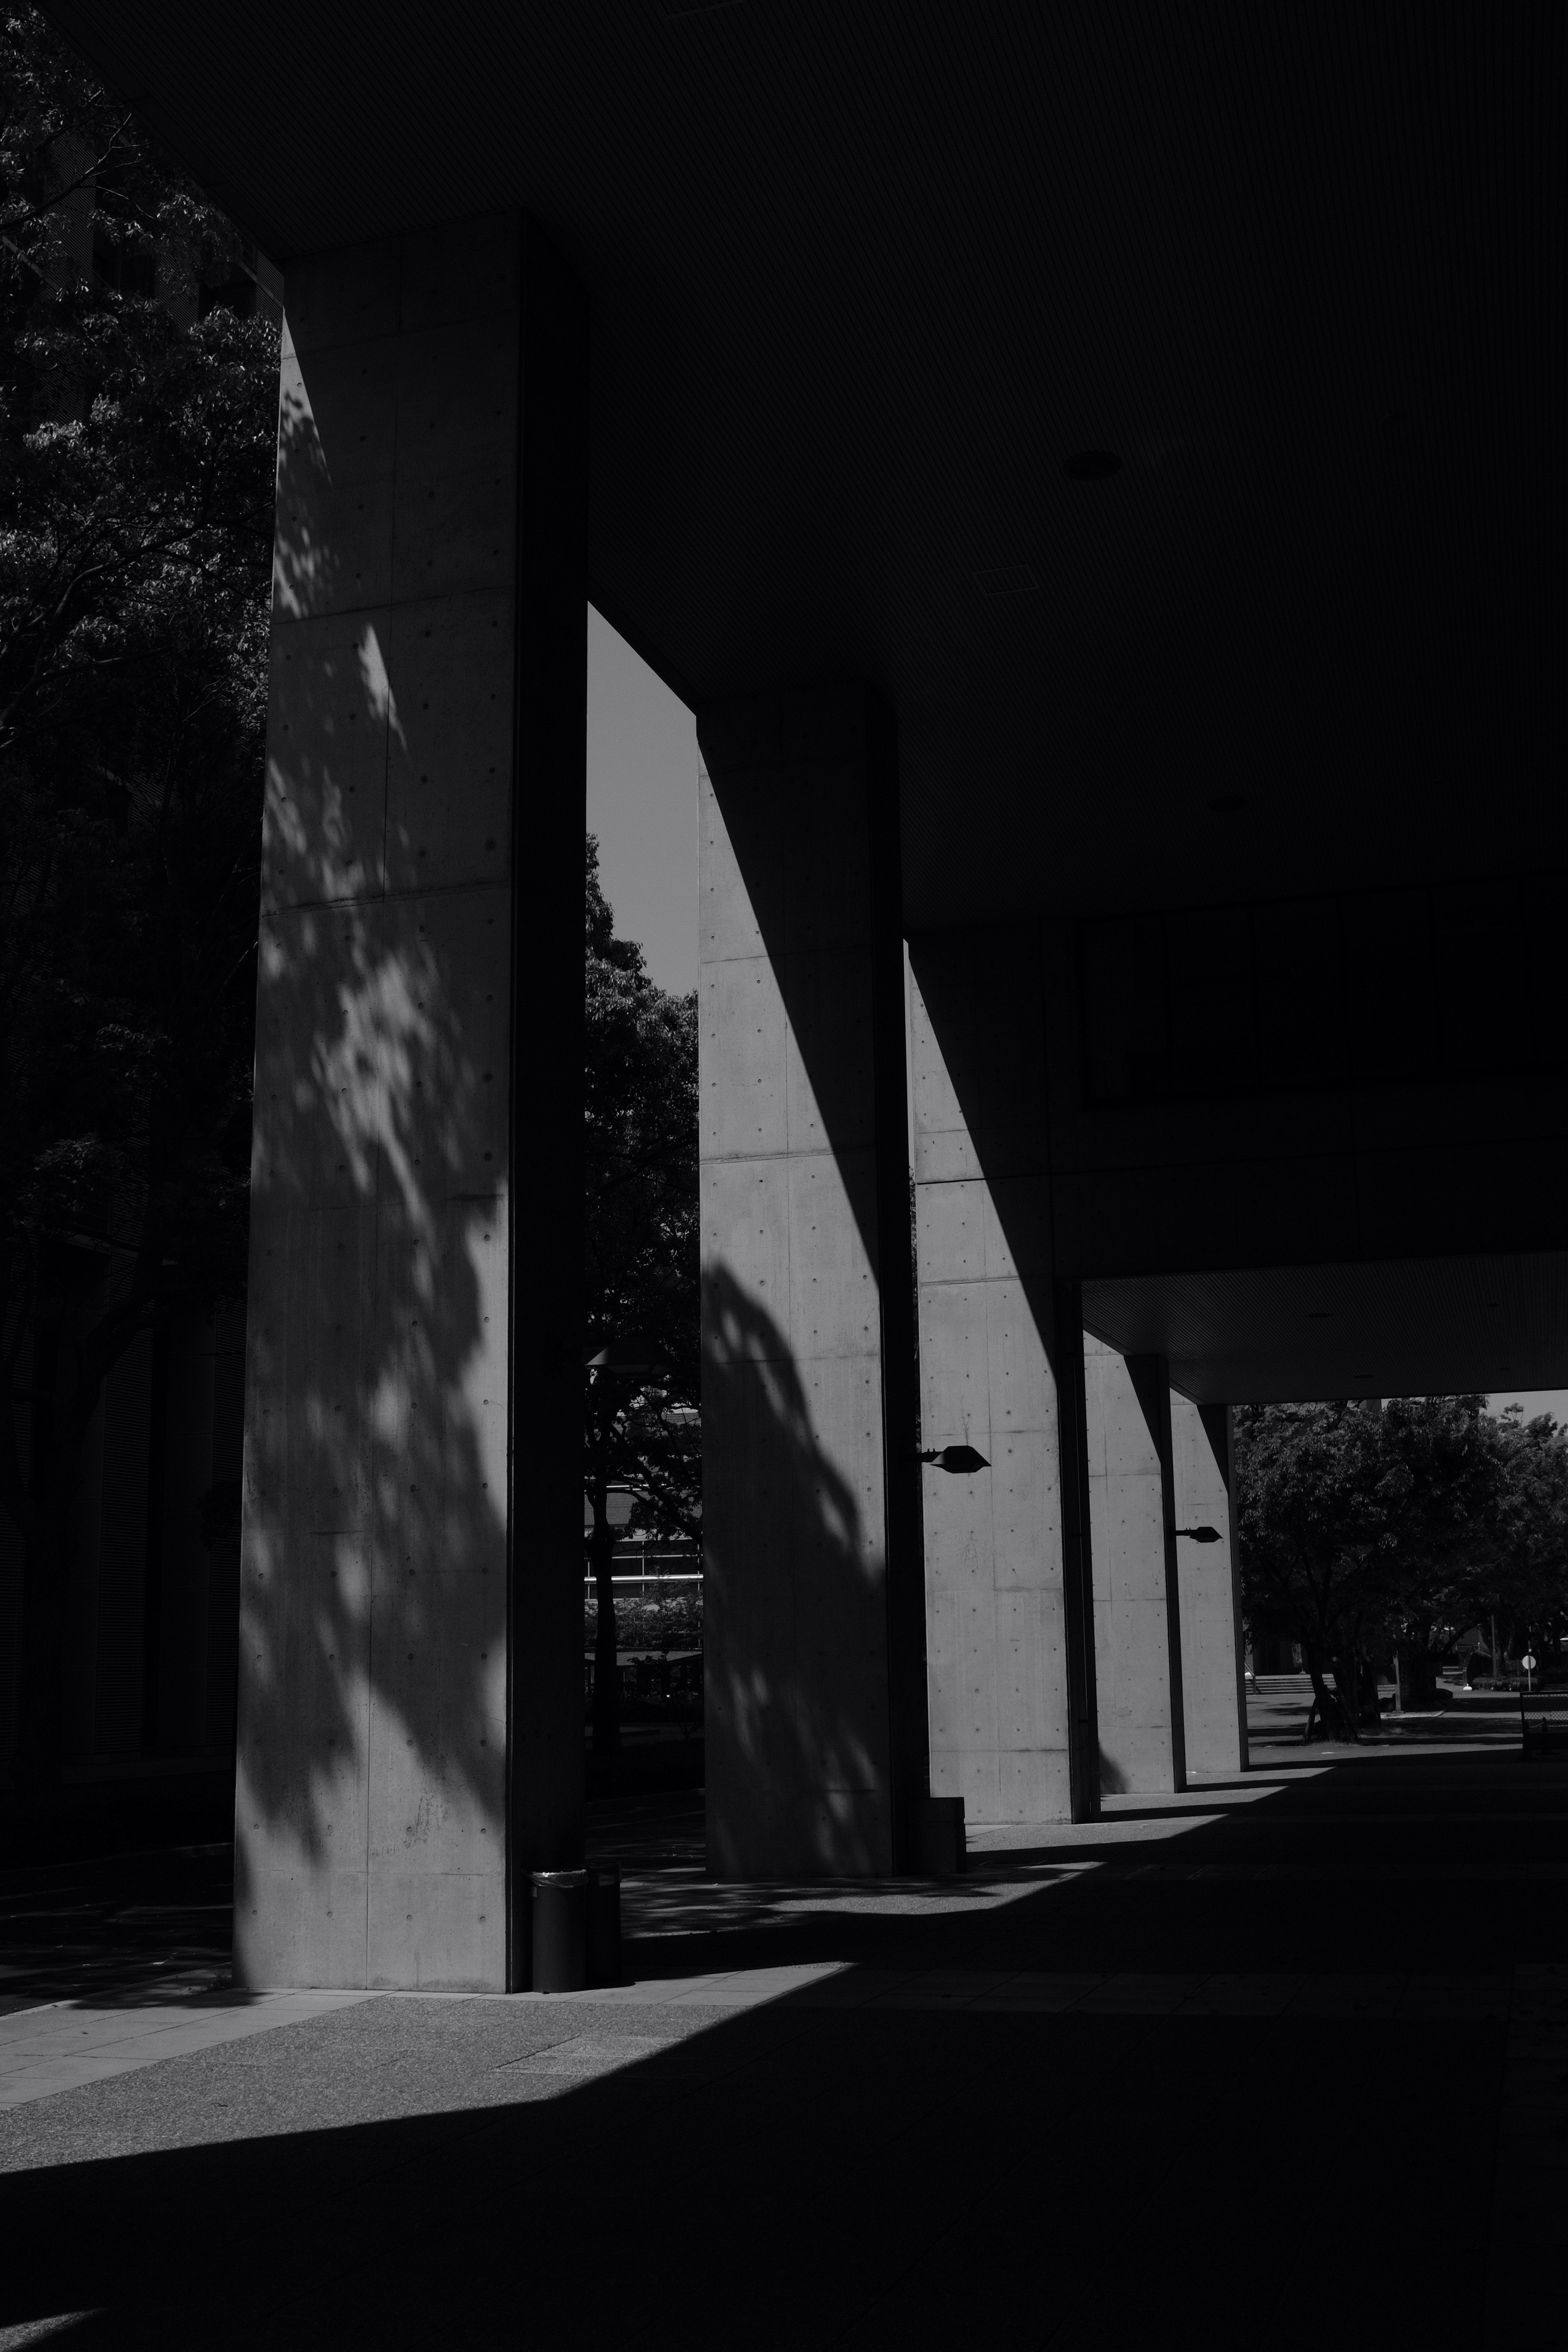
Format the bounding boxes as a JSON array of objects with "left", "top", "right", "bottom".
[
  {"left": 381, "top": 594, "right": 515, "bottom": 893},
  {"left": 994, "top": 1587, "right": 1064, "bottom": 1749},
  {"left": 985, "top": 1279, "right": 1054, "bottom": 1436},
  {"left": 264, "top": 613, "right": 391, "bottom": 909},
  {"left": 1170, "top": 1395, "right": 1247, "bottom": 1778},
  {"left": 910, "top": 937, "right": 1079, "bottom": 1824},
  {"left": 783, "top": 948, "right": 877, "bottom": 1152},
  {"left": 701, "top": 1160, "right": 792, "bottom": 1344},
  {"left": 990, "top": 1436, "right": 1056, "bottom": 1590},
  {"left": 237, "top": 1523, "right": 372, "bottom": 1983},
  {"left": 1085, "top": 1336, "right": 1181, "bottom": 1796},
  {"left": 243, "top": 1202, "right": 376, "bottom": 1532},
  {"left": 281, "top": 339, "right": 399, "bottom": 487},
  {"left": 787, "top": 1151, "right": 880, "bottom": 1359},
  {"left": 698, "top": 691, "right": 912, "bottom": 1876},
  {"left": 699, "top": 959, "right": 789, "bottom": 1160},
  {"left": 238, "top": 215, "right": 584, "bottom": 1992},
  {"left": 917, "top": 1279, "right": 992, "bottom": 1456},
  {"left": 917, "top": 1180, "right": 987, "bottom": 1284},
  {"left": 365, "top": 1868, "right": 502, "bottom": 1992},
  {"left": 998, "top": 1746, "right": 1072, "bottom": 1820},
  {"left": 240, "top": 1864, "right": 372, "bottom": 1991}
]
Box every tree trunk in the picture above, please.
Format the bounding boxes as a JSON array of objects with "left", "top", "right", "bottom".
[
  {"left": 1359, "top": 1655, "right": 1382, "bottom": 1726},
  {"left": 1328, "top": 1652, "right": 1364, "bottom": 1740},
  {"left": 1400, "top": 1647, "right": 1439, "bottom": 1709},
  {"left": 590, "top": 1473, "right": 620, "bottom": 1768},
  {"left": 1303, "top": 1655, "right": 1354, "bottom": 1741}
]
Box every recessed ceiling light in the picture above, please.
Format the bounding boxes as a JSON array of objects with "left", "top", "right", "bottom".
[
  {"left": 1208, "top": 794, "right": 1247, "bottom": 813},
  {"left": 1064, "top": 450, "right": 1121, "bottom": 481}
]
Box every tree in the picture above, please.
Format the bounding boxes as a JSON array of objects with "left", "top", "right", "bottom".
[
  {"left": 1372, "top": 1395, "right": 1502, "bottom": 1706},
  {"left": 0, "top": 5, "right": 277, "bottom": 1785},
  {"left": 582, "top": 837, "right": 699, "bottom": 1766},
  {"left": 1235, "top": 1401, "right": 1396, "bottom": 1738},
  {"left": 1235, "top": 1392, "right": 1568, "bottom": 1733},
  {"left": 1482, "top": 1405, "right": 1568, "bottom": 1669}
]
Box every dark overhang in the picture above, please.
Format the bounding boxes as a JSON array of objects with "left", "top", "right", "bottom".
[{"left": 47, "top": 2, "right": 1566, "bottom": 939}]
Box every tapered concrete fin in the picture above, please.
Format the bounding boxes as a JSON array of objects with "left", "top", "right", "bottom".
[
  {"left": 1170, "top": 1394, "right": 1248, "bottom": 1775},
  {"left": 697, "top": 684, "right": 922, "bottom": 1875},
  {"left": 239, "top": 213, "right": 587, "bottom": 1994},
  {"left": 907, "top": 928, "right": 1093, "bottom": 1827},
  {"left": 1086, "top": 1341, "right": 1186, "bottom": 1796}
]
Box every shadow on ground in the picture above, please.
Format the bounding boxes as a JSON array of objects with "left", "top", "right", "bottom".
[
  {"left": 0, "top": 1741, "right": 1561, "bottom": 2347},
  {"left": 0, "top": 1845, "right": 233, "bottom": 2014}
]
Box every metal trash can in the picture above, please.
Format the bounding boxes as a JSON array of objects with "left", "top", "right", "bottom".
[
  {"left": 586, "top": 1862, "right": 622, "bottom": 1988},
  {"left": 531, "top": 1869, "right": 588, "bottom": 1992}
]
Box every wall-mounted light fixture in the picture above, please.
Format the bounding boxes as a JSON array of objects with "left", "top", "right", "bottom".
[
  {"left": 584, "top": 1335, "right": 667, "bottom": 1382},
  {"left": 1175, "top": 1525, "right": 1221, "bottom": 1542},
  {"left": 920, "top": 1446, "right": 990, "bottom": 1474}
]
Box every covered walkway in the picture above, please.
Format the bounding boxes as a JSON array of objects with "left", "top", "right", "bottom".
[{"left": 1, "top": 1734, "right": 1562, "bottom": 2346}]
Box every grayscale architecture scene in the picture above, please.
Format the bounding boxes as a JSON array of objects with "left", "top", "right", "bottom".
[{"left": 0, "top": 5, "right": 1564, "bottom": 2342}]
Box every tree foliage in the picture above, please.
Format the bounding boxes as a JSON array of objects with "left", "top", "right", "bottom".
[
  {"left": 0, "top": 4, "right": 277, "bottom": 1780},
  {"left": 583, "top": 835, "right": 700, "bottom": 1539},
  {"left": 1236, "top": 1394, "right": 1568, "bottom": 1736},
  {"left": 1487, "top": 1404, "right": 1568, "bottom": 1634},
  {"left": 582, "top": 837, "right": 700, "bottom": 1758}
]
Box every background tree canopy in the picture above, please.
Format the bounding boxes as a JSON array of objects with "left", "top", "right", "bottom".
[
  {"left": 1235, "top": 1395, "right": 1568, "bottom": 1738},
  {"left": 583, "top": 836, "right": 699, "bottom": 1760},
  {"left": 0, "top": 4, "right": 278, "bottom": 1783},
  {"left": 0, "top": 0, "right": 707, "bottom": 1796}
]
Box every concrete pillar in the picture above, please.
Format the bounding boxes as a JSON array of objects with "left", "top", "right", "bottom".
[
  {"left": 239, "top": 216, "right": 586, "bottom": 1990},
  {"left": 1085, "top": 1339, "right": 1186, "bottom": 1796},
  {"left": 908, "top": 930, "right": 1099, "bottom": 1826},
  {"left": 1170, "top": 1395, "right": 1248, "bottom": 1776},
  {"left": 697, "top": 688, "right": 923, "bottom": 1874}
]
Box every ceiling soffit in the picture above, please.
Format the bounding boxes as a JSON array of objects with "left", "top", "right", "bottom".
[{"left": 46, "top": 3, "right": 1568, "bottom": 930}]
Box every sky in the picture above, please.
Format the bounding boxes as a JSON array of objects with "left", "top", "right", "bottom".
[
  {"left": 1491, "top": 1390, "right": 1568, "bottom": 1424},
  {"left": 586, "top": 605, "right": 700, "bottom": 996},
  {"left": 584, "top": 611, "right": 1567, "bottom": 1431}
]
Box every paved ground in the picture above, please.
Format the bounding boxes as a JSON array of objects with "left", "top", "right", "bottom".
[
  {"left": 1246, "top": 1672, "right": 1530, "bottom": 1756},
  {"left": 0, "top": 1724, "right": 1562, "bottom": 2347}
]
